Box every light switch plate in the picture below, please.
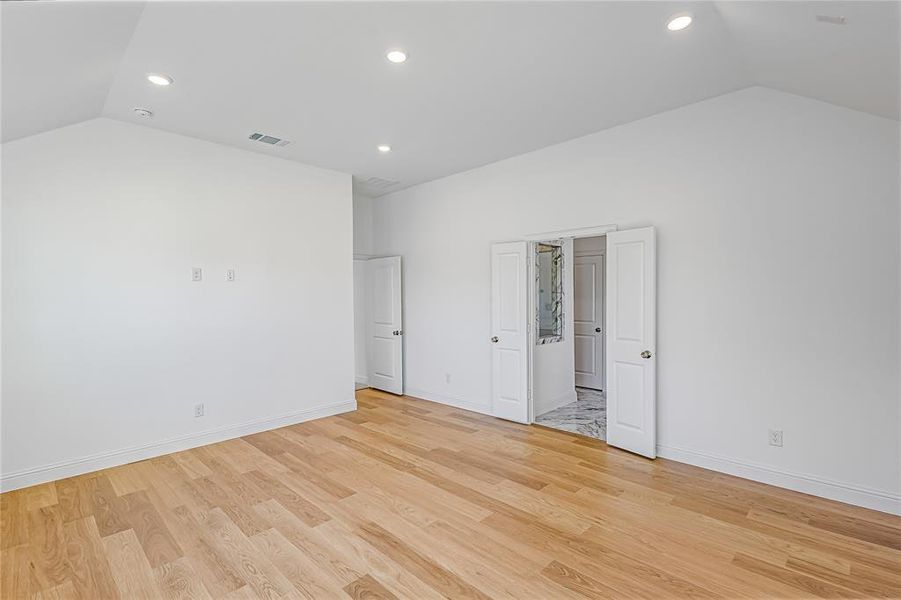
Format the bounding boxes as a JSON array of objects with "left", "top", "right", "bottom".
[{"left": 191, "top": 267, "right": 202, "bottom": 282}]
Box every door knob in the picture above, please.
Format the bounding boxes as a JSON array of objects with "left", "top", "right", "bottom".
[
  {"left": 640, "top": 350, "right": 652, "bottom": 359},
  {"left": 595, "top": 327, "right": 602, "bottom": 333},
  {"left": 490, "top": 336, "right": 499, "bottom": 343},
  {"left": 393, "top": 330, "right": 403, "bottom": 336}
]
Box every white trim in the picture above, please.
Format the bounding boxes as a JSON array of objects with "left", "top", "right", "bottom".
[
  {"left": 0, "top": 399, "right": 357, "bottom": 492},
  {"left": 355, "top": 376, "right": 370, "bottom": 386},
  {"left": 658, "top": 444, "right": 901, "bottom": 516},
  {"left": 405, "top": 387, "right": 492, "bottom": 416},
  {"left": 534, "top": 388, "right": 578, "bottom": 418},
  {"left": 524, "top": 223, "right": 618, "bottom": 241}
]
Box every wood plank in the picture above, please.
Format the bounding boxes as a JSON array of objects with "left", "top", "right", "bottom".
[
  {"left": 200, "top": 508, "right": 294, "bottom": 600},
  {"left": 250, "top": 528, "right": 345, "bottom": 599},
  {"left": 27, "top": 504, "right": 73, "bottom": 589},
  {"left": 356, "top": 521, "right": 492, "bottom": 600},
  {"left": 343, "top": 574, "right": 399, "bottom": 600},
  {"left": 62, "top": 516, "right": 120, "bottom": 599},
  {"left": 120, "top": 490, "right": 184, "bottom": 567},
  {"left": 88, "top": 475, "right": 131, "bottom": 537},
  {"left": 103, "top": 529, "right": 164, "bottom": 599},
  {"left": 154, "top": 556, "right": 214, "bottom": 600},
  {"left": 541, "top": 559, "right": 619, "bottom": 599}
]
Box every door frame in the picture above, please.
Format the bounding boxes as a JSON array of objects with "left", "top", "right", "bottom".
[{"left": 523, "top": 224, "right": 619, "bottom": 423}]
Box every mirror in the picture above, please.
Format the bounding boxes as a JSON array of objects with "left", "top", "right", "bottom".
[{"left": 536, "top": 242, "right": 564, "bottom": 344}]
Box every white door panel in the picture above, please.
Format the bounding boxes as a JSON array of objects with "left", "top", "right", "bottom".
[
  {"left": 606, "top": 227, "right": 656, "bottom": 458},
  {"left": 573, "top": 253, "right": 605, "bottom": 390},
  {"left": 574, "top": 335, "right": 596, "bottom": 373},
  {"left": 490, "top": 242, "right": 529, "bottom": 423},
  {"left": 367, "top": 256, "right": 403, "bottom": 395}
]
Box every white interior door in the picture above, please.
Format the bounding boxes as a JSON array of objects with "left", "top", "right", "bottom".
[
  {"left": 574, "top": 253, "right": 605, "bottom": 390},
  {"left": 490, "top": 241, "right": 529, "bottom": 423},
  {"left": 605, "top": 227, "right": 656, "bottom": 457},
  {"left": 367, "top": 256, "right": 403, "bottom": 395}
]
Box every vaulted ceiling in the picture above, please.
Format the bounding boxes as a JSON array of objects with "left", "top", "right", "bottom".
[{"left": 3, "top": 1, "right": 898, "bottom": 195}]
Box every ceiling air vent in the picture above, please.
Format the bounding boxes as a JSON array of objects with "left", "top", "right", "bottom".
[
  {"left": 352, "top": 175, "right": 402, "bottom": 197},
  {"left": 361, "top": 176, "right": 400, "bottom": 191},
  {"left": 815, "top": 14, "right": 845, "bottom": 25},
  {"left": 248, "top": 132, "right": 291, "bottom": 147}
]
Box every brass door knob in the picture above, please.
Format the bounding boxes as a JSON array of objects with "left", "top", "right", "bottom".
[{"left": 640, "top": 350, "right": 652, "bottom": 359}]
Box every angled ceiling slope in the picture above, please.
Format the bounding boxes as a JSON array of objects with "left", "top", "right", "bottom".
[
  {"left": 0, "top": 1, "right": 145, "bottom": 143},
  {"left": 2, "top": 1, "right": 898, "bottom": 196}
]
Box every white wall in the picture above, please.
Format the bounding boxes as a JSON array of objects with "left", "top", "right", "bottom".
[
  {"left": 353, "top": 259, "right": 368, "bottom": 385},
  {"left": 1, "top": 118, "right": 355, "bottom": 489},
  {"left": 353, "top": 192, "right": 374, "bottom": 256},
  {"left": 372, "top": 87, "right": 901, "bottom": 513},
  {"left": 352, "top": 192, "right": 374, "bottom": 384}
]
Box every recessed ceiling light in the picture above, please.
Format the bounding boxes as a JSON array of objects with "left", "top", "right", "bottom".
[
  {"left": 666, "top": 14, "right": 693, "bottom": 31},
  {"left": 133, "top": 107, "right": 153, "bottom": 118},
  {"left": 146, "top": 73, "right": 173, "bottom": 86},
  {"left": 386, "top": 50, "right": 407, "bottom": 64},
  {"left": 377, "top": 145, "right": 392, "bottom": 153}
]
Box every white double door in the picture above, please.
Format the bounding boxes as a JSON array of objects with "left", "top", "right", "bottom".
[
  {"left": 489, "top": 227, "right": 657, "bottom": 458},
  {"left": 366, "top": 256, "right": 404, "bottom": 395}
]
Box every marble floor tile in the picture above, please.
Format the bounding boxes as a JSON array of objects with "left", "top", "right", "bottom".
[{"left": 535, "top": 387, "right": 606, "bottom": 441}]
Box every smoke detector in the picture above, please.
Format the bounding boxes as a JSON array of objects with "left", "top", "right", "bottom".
[
  {"left": 248, "top": 132, "right": 291, "bottom": 147},
  {"left": 133, "top": 107, "right": 153, "bottom": 119}
]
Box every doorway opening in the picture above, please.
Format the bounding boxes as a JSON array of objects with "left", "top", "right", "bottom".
[
  {"left": 488, "top": 225, "right": 656, "bottom": 457},
  {"left": 534, "top": 235, "right": 607, "bottom": 440}
]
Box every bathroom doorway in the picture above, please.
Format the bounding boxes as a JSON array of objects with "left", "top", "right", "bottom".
[{"left": 534, "top": 235, "right": 607, "bottom": 440}]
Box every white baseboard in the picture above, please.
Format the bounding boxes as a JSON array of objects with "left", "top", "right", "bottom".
[
  {"left": 534, "top": 389, "right": 577, "bottom": 417},
  {"left": 1, "top": 399, "right": 357, "bottom": 492},
  {"left": 405, "top": 387, "right": 491, "bottom": 416},
  {"left": 355, "top": 376, "right": 369, "bottom": 385},
  {"left": 657, "top": 444, "right": 901, "bottom": 516}
]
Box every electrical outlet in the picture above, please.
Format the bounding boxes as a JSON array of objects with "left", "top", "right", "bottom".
[
  {"left": 226, "top": 268, "right": 235, "bottom": 282},
  {"left": 194, "top": 403, "right": 204, "bottom": 418},
  {"left": 768, "top": 429, "right": 783, "bottom": 447},
  {"left": 191, "top": 267, "right": 202, "bottom": 282}
]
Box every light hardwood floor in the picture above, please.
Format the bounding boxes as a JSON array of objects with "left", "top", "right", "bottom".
[{"left": 2, "top": 388, "right": 899, "bottom": 599}]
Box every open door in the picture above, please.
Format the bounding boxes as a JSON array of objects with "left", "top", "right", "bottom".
[
  {"left": 605, "top": 227, "right": 656, "bottom": 457},
  {"left": 367, "top": 256, "right": 403, "bottom": 395},
  {"left": 490, "top": 241, "right": 530, "bottom": 423}
]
